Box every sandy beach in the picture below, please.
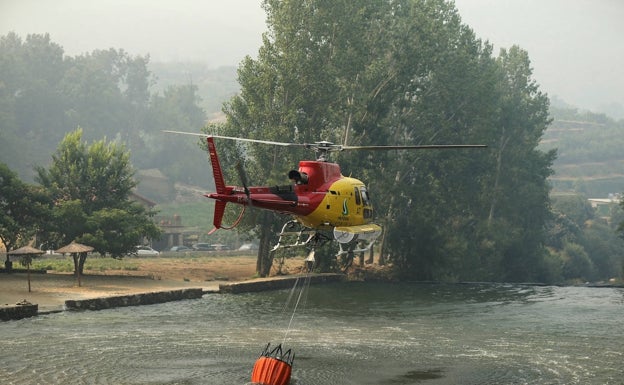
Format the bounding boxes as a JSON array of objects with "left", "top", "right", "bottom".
[{"left": 0, "top": 255, "right": 305, "bottom": 313}]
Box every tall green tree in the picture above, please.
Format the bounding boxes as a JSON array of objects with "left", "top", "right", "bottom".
[
  {"left": 60, "top": 49, "right": 151, "bottom": 143},
  {"left": 0, "top": 32, "right": 68, "bottom": 180},
  {"left": 0, "top": 163, "right": 52, "bottom": 255},
  {"left": 367, "top": 1, "right": 500, "bottom": 280},
  {"left": 35, "top": 129, "right": 160, "bottom": 274},
  {"left": 216, "top": 0, "right": 399, "bottom": 275},
  {"left": 147, "top": 84, "right": 208, "bottom": 187},
  {"left": 481, "top": 47, "right": 555, "bottom": 281}
]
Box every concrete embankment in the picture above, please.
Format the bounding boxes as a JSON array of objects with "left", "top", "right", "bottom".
[
  {"left": 64, "top": 288, "right": 205, "bottom": 311},
  {"left": 219, "top": 273, "right": 345, "bottom": 294},
  {"left": 0, "top": 302, "right": 38, "bottom": 321}
]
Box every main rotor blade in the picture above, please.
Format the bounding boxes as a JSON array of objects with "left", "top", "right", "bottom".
[
  {"left": 164, "top": 130, "right": 487, "bottom": 151},
  {"left": 340, "top": 144, "right": 487, "bottom": 151},
  {"left": 163, "top": 130, "right": 306, "bottom": 148}
]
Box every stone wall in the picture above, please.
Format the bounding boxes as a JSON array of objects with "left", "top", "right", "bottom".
[
  {"left": 65, "top": 288, "right": 204, "bottom": 311},
  {"left": 0, "top": 303, "right": 38, "bottom": 321}
]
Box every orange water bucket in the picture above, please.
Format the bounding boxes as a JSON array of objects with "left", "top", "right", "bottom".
[{"left": 250, "top": 343, "right": 294, "bottom": 385}]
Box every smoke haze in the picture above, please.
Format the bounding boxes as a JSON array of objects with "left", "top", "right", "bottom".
[{"left": 2, "top": 0, "right": 622, "bottom": 115}]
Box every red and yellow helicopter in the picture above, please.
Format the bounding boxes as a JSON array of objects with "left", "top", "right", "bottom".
[{"left": 165, "top": 131, "right": 485, "bottom": 258}]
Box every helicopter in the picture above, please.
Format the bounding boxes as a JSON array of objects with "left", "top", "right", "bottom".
[{"left": 165, "top": 130, "right": 486, "bottom": 258}]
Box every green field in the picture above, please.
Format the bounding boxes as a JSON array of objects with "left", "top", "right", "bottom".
[{"left": 31, "top": 256, "right": 139, "bottom": 273}]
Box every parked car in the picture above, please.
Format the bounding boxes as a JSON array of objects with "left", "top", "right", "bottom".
[
  {"left": 169, "top": 245, "right": 191, "bottom": 252},
  {"left": 192, "top": 243, "right": 231, "bottom": 251},
  {"left": 238, "top": 243, "right": 259, "bottom": 251},
  {"left": 192, "top": 243, "right": 214, "bottom": 251},
  {"left": 135, "top": 245, "right": 159, "bottom": 256}
]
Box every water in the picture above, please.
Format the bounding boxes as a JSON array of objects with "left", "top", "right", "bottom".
[{"left": 1, "top": 282, "right": 623, "bottom": 384}]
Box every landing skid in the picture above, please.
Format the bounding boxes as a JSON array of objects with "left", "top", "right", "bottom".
[
  {"left": 270, "top": 221, "right": 328, "bottom": 274},
  {"left": 270, "top": 220, "right": 324, "bottom": 252},
  {"left": 270, "top": 220, "right": 378, "bottom": 261}
]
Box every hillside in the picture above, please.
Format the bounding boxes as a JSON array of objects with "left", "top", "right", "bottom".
[{"left": 541, "top": 107, "right": 624, "bottom": 197}]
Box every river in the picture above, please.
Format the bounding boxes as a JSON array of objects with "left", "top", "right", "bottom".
[{"left": 1, "top": 282, "right": 623, "bottom": 384}]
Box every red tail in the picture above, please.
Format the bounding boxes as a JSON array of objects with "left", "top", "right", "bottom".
[
  {"left": 212, "top": 201, "right": 227, "bottom": 230},
  {"left": 207, "top": 137, "right": 226, "bottom": 230},
  {"left": 207, "top": 137, "right": 226, "bottom": 194}
]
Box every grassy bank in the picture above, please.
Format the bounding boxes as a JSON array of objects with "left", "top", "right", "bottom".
[
  {"left": 31, "top": 256, "right": 140, "bottom": 273},
  {"left": 26, "top": 254, "right": 266, "bottom": 282}
]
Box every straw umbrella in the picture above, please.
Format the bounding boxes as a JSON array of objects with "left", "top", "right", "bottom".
[
  {"left": 56, "top": 242, "right": 94, "bottom": 287},
  {"left": 8, "top": 245, "right": 45, "bottom": 292}
]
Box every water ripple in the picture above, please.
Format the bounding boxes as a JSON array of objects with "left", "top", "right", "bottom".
[{"left": 2, "top": 283, "right": 624, "bottom": 384}]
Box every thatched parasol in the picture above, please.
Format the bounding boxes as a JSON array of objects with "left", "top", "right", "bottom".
[
  {"left": 8, "top": 246, "right": 45, "bottom": 292},
  {"left": 56, "top": 242, "right": 94, "bottom": 254},
  {"left": 56, "top": 242, "right": 94, "bottom": 287},
  {"left": 8, "top": 245, "right": 45, "bottom": 256}
]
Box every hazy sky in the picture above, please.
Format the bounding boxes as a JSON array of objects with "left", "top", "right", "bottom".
[
  {"left": 1, "top": 0, "right": 622, "bottom": 114},
  {"left": 1, "top": 0, "right": 267, "bottom": 65}
]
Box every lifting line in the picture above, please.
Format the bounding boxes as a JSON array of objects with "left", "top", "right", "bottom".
[{"left": 280, "top": 253, "right": 316, "bottom": 346}]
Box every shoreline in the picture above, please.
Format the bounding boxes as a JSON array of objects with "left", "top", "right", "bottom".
[
  {"left": 3, "top": 265, "right": 621, "bottom": 321},
  {"left": 0, "top": 271, "right": 345, "bottom": 320},
  {"left": 0, "top": 272, "right": 221, "bottom": 315},
  {"left": 0, "top": 254, "right": 316, "bottom": 320}
]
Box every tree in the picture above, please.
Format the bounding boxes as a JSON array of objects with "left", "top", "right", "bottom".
[
  {"left": 544, "top": 195, "right": 624, "bottom": 282},
  {"left": 0, "top": 163, "right": 52, "bottom": 260},
  {"left": 0, "top": 32, "right": 68, "bottom": 180},
  {"left": 146, "top": 84, "right": 208, "bottom": 187},
  {"left": 35, "top": 129, "right": 160, "bottom": 274},
  {"left": 472, "top": 46, "right": 555, "bottom": 282},
  {"left": 581, "top": 220, "right": 623, "bottom": 280},
  {"left": 561, "top": 241, "right": 594, "bottom": 282},
  {"left": 216, "top": 0, "right": 398, "bottom": 275},
  {"left": 363, "top": 1, "right": 502, "bottom": 280},
  {"left": 551, "top": 194, "right": 594, "bottom": 228}
]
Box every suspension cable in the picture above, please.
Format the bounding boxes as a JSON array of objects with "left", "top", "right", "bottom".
[{"left": 281, "top": 255, "right": 315, "bottom": 345}]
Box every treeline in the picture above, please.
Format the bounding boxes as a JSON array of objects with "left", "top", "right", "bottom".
[{"left": 0, "top": 32, "right": 211, "bottom": 196}]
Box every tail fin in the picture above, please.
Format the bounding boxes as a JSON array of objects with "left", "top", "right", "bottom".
[
  {"left": 207, "top": 136, "right": 226, "bottom": 231},
  {"left": 207, "top": 136, "right": 226, "bottom": 194}
]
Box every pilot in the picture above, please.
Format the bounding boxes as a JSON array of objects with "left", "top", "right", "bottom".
[{"left": 288, "top": 170, "right": 308, "bottom": 185}]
